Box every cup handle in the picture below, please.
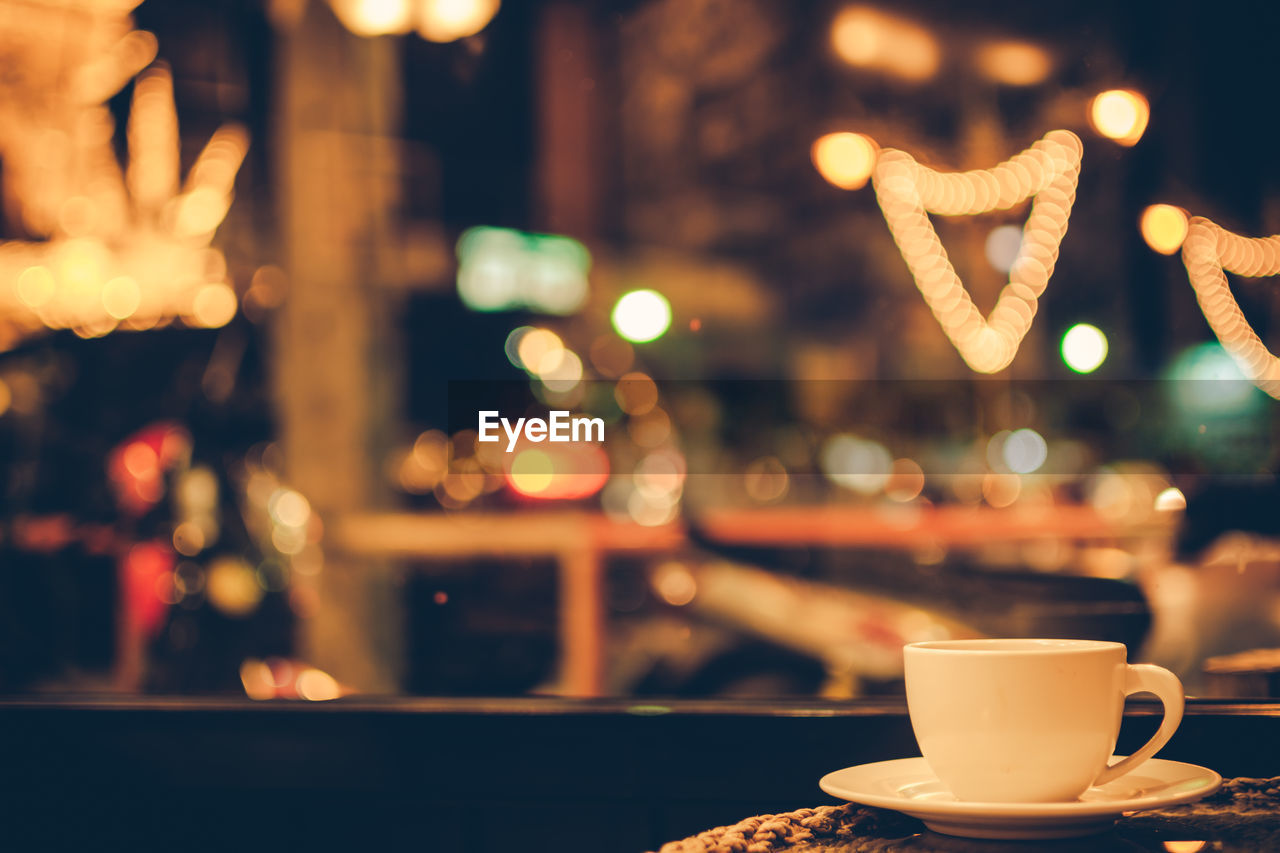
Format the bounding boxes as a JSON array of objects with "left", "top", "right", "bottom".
[{"left": 1092, "top": 663, "right": 1185, "bottom": 787}]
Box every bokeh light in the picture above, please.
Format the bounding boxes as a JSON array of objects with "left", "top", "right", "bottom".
[
  {"left": 416, "top": 0, "right": 501, "bottom": 42},
  {"left": 246, "top": 265, "right": 288, "bottom": 312},
  {"left": 123, "top": 441, "right": 159, "bottom": 480},
  {"left": 1167, "top": 341, "right": 1263, "bottom": 415},
  {"left": 627, "top": 407, "right": 671, "bottom": 448},
  {"left": 268, "top": 488, "right": 312, "bottom": 528},
  {"left": 101, "top": 276, "right": 141, "bottom": 319},
  {"left": 206, "top": 556, "right": 264, "bottom": 617},
  {"left": 982, "top": 472, "right": 1021, "bottom": 507},
  {"left": 983, "top": 225, "right": 1024, "bottom": 273},
  {"left": 504, "top": 326, "right": 533, "bottom": 368},
  {"left": 1140, "top": 204, "right": 1189, "bottom": 255},
  {"left": 516, "top": 327, "right": 564, "bottom": 373},
  {"left": 1180, "top": 216, "right": 1280, "bottom": 399},
  {"left": 614, "top": 372, "right": 658, "bottom": 415},
  {"left": 611, "top": 289, "right": 671, "bottom": 343},
  {"left": 172, "top": 521, "right": 206, "bottom": 556},
  {"left": 744, "top": 457, "right": 790, "bottom": 503},
  {"left": 1088, "top": 465, "right": 1168, "bottom": 525},
  {"left": 1154, "top": 487, "right": 1187, "bottom": 512},
  {"left": 1061, "top": 323, "right": 1108, "bottom": 373},
  {"left": 821, "top": 434, "right": 892, "bottom": 495},
  {"left": 1002, "top": 428, "right": 1047, "bottom": 474},
  {"left": 975, "top": 40, "right": 1052, "bottom": 86},
  {"left": 830, "top": 5, "right": 939, "bottom": 81},
  {"left": 397, "top": 430, "right": 449, "bottom": 493},
  {"left": 588, "top": 335, "right": 634, "bottom": 378},
  {"left": 190, "top": 282, "right": 238, "bottom": 328},
  {"left": 503, "top": 442, "right": 609, "bottom": 500},
  {"left": 1161, "top": 842, "right": 1206, "bottom": 853},
  {"left": 329, "top": 0, "right": 413, "bottom": 36},
  {"left": 239, "top": 659, "right": 275, "bottom": 700},
  {"left": 884, "top": 458, "right": 925, "bottom": 502},
  {"left": 1089, "top": 89, "right": 1149, "bottom": 146},
  {"left": 456, "top": 226, "right": 588, "bottom": 314},
  {"left": 509, "top": 449, "right": 554, "bottom": 495},
  {"left": 811, "top": 132, "right": 878, "bottom": 190},
  {"left": 296, "top": 668, "right": 343, "bottom": 701},
  {"left": 538, "top": 348, "right": 583, "bottom": 392},
  {"left": 872, "top": 130, "right": 1082, "bottom": 373},
  {"left": 652, "top": 562, "right": 697, "bottom": 606},
  {"left": 627, "top": 488, "right": 679, "bottom": 526},
  {"left": 241, "top": 658, "right": 345, "bottom": 701},
  {"left": 0, "top": 39, "right": 246, "bottom": 346},
  {"left": 440, "top": 456, "right": 486, "bottom": 505},
  {"left": 634, "top": 450, "right": 685, "bottom": 502},
  {"left": 16, "top": 266, "right": 55, "bottom": 308}
]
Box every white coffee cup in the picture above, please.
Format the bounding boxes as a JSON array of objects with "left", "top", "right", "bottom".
[{"left": 904, "top": 638, "right": 1185, "bottom": 803}]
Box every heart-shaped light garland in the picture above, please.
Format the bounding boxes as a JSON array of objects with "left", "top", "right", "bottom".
[
  {"left": 1181, "top": 217, "right": 1280, "bottom": 398},
  {"left": 872, "top": 130, "right": 1083, "bottom": 374}
]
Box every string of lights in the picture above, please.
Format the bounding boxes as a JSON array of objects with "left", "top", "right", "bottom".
[
  {"left": 872, "top": 129, "right": 1083, "bottom": 374},
  {"left": 1181, "top": 217, "right": 1280, "bottom": 399},
  {"left": 0, "top": 9, "right": 247, "bottom": 348}
]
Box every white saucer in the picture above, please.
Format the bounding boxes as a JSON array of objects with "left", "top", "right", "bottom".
[{"left": 819, "top": 757, "right": 1222, "bottom": 840}]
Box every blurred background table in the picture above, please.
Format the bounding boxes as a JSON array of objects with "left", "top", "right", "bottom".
[{"left": 329, "top": 505, "right": 1166, "bottom": 696}]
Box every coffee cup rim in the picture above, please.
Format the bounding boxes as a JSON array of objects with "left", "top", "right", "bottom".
[{"left": 906, "top": 638, "right": 1126, "bottom": 654}]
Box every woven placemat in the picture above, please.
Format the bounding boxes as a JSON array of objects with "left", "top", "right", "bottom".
[{"left": 652, "top": 777, "right": 1280, "bottom": 853}]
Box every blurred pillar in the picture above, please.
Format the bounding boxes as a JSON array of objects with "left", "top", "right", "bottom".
[
  {"left": 535, "top": 3, "right": 603, "bottom": 240},
  {"left": 558, "top": 543, "right": 604, "bottom": 696},
  {"left": 273, "top": 2, "right": 403, "bottom": 692},
  {"left": 536, "top": 4, "right": 609, "bottom": 694}
]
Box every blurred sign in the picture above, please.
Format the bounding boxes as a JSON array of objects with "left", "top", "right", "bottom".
[{"left": 456, "top": 226, "right": 590, "bottom": 314}]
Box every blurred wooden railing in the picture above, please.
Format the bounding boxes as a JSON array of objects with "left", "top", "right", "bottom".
[{"left": 329, "top": 506, "right": 1176, "bottom": 696}]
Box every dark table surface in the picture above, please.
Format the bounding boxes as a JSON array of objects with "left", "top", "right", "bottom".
[{"left": 3, "top": 696, "right": 1279, "bottom": 852}]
